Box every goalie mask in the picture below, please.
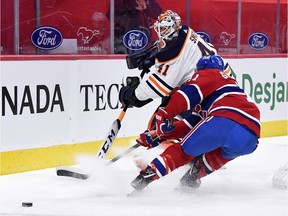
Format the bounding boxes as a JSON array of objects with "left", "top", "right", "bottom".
[{"left": 154, "top": 10, "right": 182, "bottom": 41}]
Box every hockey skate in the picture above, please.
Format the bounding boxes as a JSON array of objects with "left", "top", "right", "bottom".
[
  {"left": 131, "top": 165, "right": 158, "bottom": 191},
  {"left": 179, "top": 158, "right": 202, "bottom": 189}
]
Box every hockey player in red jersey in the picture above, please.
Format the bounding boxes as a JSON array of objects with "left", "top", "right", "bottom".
[{"left": 131, "top": 55, "right": 261, "bottom": 191}]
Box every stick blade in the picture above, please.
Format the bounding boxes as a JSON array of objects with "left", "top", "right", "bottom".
[{"left": 56, "top": 166, "right": 89, "bottom": 180}]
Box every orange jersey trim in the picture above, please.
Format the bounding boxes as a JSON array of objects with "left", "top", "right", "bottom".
[{"left": 148, "top": 75, "right": 170, "bottom": 96}]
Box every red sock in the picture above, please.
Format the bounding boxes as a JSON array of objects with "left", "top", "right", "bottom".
[
  {"left": 152, "top": 143, "right": 194, "bottom": 177},
  {"left": 197, "top": 148, "right": 232, "bottom": 178}
]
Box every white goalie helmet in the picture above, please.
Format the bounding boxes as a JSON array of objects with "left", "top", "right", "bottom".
[{"left": 154, "top": 10, "right": 182, "bottom": 41}]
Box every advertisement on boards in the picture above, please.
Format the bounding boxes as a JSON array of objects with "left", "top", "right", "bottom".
[{"left": 1, "top": 57, "right": 287, "bottom": 152}]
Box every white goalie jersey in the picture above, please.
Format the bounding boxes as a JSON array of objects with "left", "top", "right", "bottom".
[{"left": 134, "top": 26, "right": 231, "bottom": 101}]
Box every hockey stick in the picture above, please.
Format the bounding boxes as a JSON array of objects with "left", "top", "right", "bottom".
[
  {"left": 56, "top": 143, "right": 140, "bottom": 180},
  {"left": 56, "top": 65, "right": 150, "bottom": 179},
  {"left": 55, "top": 106, "right": 130, "bottom": 179},
  {"left": 56, "top": 40, "right": 161, "bottom": 180},
  {"left": 106, "top": 143, "right": 140, "bottom": 165},
  {"left": 95, "top": 66, "right": 145, "bottom": 159},
  {"left": 96, "top": 105, "right": 129, "bottom": 159}
]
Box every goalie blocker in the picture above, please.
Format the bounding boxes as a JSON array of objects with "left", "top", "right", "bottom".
[{"left": 119, "top": 76, "right": 153, "bottom": 108}]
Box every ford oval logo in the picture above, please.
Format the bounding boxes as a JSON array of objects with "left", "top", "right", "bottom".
[
  {"left": 248, "top": 32, "right": 269, "bottom": 50},
  {"left": 197, "top": 32, "right": 211, "bottom": 43},
  {"left": 123, "top": 30, "right": 148, "bottom": 50},
  {"left": 31, "top": 26, "right": 63, "bottom": 50}
]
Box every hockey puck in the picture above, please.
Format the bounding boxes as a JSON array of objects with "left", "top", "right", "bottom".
[{"left": 22, "top": 202, "right": 33, "bottom": 207}]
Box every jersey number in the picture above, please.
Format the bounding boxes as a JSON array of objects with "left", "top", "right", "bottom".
[{"left": 157, "top": 64, "right": 170, "bottom": 76}]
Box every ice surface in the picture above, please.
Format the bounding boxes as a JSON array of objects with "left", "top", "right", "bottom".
[{"left": 0, "top": 136, "right": 287, "bottom": 216}]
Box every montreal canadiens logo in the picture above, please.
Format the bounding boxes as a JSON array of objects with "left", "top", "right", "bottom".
[
  {"left": 248, "top": 32, "right": 269, "bottom": 50},
  {"left": 123, "top": 30, "right": 148, "bottom": 50},
  {"left": 197, "top": 32, "right": 211, "bottom": 43},
  {"left": 31, "top": 26, "right": 63, "bottom": 50}
]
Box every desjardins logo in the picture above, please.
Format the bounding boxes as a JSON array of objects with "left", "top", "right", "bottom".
[{"left": 242, "top": 72, "right": 287, "bottom": 110}]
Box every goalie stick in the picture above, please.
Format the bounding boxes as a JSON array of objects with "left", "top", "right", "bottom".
[
  {"left": 96, "top": 68, "right": 145, "bottom": 159},
  {"left": 56, "top": 143, "right": 140, "bottom": 180},
  {"left": 56, "top": 43, "right": 160, "bottom": 180},
  {"left": 55, "top": 105, "right": 130, "bottom": 180}
]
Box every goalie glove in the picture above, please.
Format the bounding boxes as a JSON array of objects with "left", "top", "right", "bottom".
[{"left": 136, "top": 130, "right": 161, "bottom": 149}]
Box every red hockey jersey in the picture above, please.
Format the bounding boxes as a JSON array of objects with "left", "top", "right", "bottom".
[{"left": 163, "top": 68, "right": 261, "bottom": 137}]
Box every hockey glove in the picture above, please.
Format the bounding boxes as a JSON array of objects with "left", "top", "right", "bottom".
[
  {"left": 122, "top": 76, "right": 141, "bottom": 88},
  {"left": 159, "top": 119, "right": 175, "bottom": 134},
  {"left": 155, "top": 107, "right": 174, "bottom": 135},
  {"left": 119, "top": 76, "right": 152, "bottom": 108},
  {"left": 136, "top": 130, "right": 161, "bottom": 149}
]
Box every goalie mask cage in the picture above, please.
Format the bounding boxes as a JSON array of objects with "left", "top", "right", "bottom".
[{"left": 272, "top": 162, "right": 288, "bottom": 190}]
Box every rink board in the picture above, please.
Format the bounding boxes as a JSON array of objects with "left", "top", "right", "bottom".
[
  {"left": 1, "top": 55, "right": 287, "bottom": 175},
  {"left": 0, "top": 120, "right": 287, "bottom": 175}
]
